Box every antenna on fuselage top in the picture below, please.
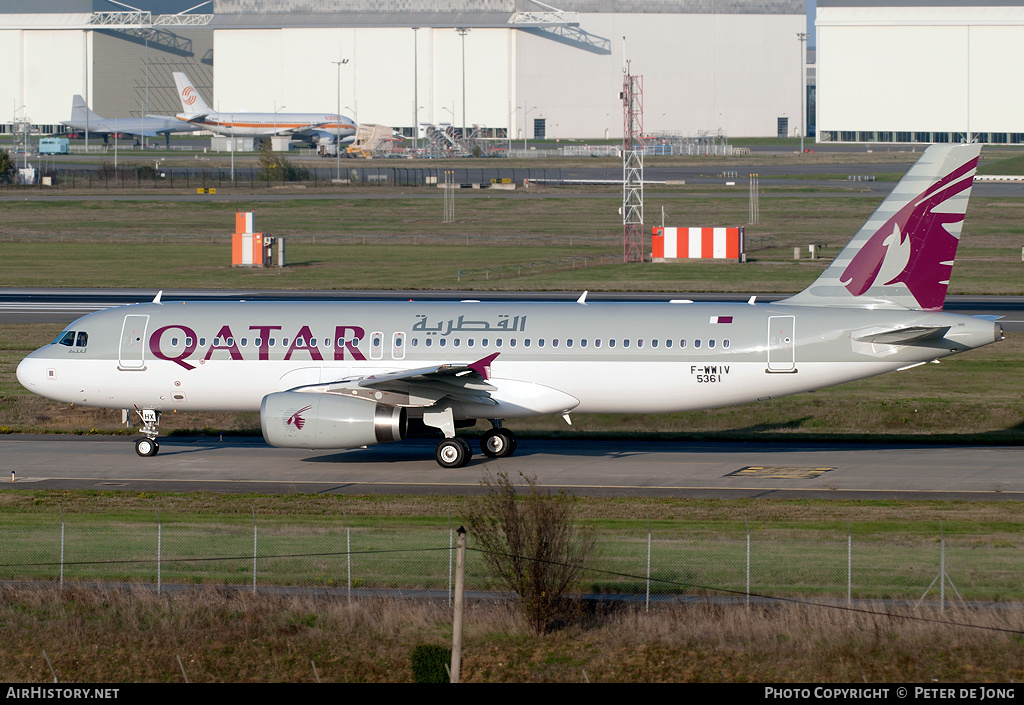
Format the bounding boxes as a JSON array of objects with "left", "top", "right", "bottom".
[
  {"left": 577, "top": 290, "right": 588, "bottom": 305},
  {"left": 152, "top": 290, "right": 163, "bottom": 304}
]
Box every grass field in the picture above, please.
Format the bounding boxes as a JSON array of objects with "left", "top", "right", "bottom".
[
  {"left": 3, "top": 490, "right": 1024, "bottom": 682},
  {"left": 2, "top": 193, "right": 1024, "bottom": 293}
]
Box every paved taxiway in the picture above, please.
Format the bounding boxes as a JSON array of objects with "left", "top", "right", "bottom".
[{"left": 3, "top": 435, "right": 1021, "bottom": 500}]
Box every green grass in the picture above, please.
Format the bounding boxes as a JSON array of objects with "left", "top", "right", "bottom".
[
  {"left": 3, "top": 194, "right": 1024, "bottom": 293},
  {"left": 3, "top": 491, "right": 1024, "bottom": 600}
]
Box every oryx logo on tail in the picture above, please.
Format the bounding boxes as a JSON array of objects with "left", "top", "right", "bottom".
[
  {"left": 840, "top": 156, "right": 978, "bottom": 311},
  {"left": 779, "top": 144, "right": 981, "bottom": 312}
]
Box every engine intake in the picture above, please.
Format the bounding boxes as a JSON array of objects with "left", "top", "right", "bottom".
[{"left": 261, "top": 391, "right": 407, "bottom": 449}]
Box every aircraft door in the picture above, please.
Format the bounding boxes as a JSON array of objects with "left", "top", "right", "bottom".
[
  {"left": 766, "top": 315, "right": 796, "bottom": 373},
  {"left": 119, "top": 315, "right": 150, "bottom": 370}
]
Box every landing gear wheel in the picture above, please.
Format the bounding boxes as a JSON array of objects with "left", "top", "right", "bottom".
[
  {"left": 481, "top": 428, "right": 517, "bottom": 458},
  {"left": 435, "top": 437, "right": 471, "bottom": 468},
  {"left": 135, "top": 438, "right": 159, "bottom": 457}
]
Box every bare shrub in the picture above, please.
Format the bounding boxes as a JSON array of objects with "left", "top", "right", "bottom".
[{"left": 466, "top": 472, "right": 595, "bottom": 636}]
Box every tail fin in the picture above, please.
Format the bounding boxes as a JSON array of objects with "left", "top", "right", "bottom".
[
  {"left": 69, "top": 95, "right": 103, "bottom": 123},
  {"left": 172, "top": 72, "right": 212, "bottom": 115},
  {"left": 778, "top": 143, "right": 981, "bottom": 311}
]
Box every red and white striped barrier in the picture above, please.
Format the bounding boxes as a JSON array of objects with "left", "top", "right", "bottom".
[{"left": 652, "top": 227, "right": 744, "bottom": 261}]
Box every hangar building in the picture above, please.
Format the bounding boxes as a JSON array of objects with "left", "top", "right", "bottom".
[
  {"left": 1, "top": 0, "right": 805, "bottom": 141},
  {"left": 816, "top": 1, "right": 1024, "bottom": 145}
]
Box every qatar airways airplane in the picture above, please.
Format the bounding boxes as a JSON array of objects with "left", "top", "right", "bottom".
[
  {"left": 17, "top": 144, "right": 1001, "bottom": 467},
  {"left": 172, "top": 72, "right": 356, "bottom": 149}
]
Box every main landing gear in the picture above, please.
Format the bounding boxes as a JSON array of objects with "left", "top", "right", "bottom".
[
  {"left": 133, "top": 409, "right": 161, "bottom": 457},
  {"left": 432, "top": 422, "right": 518, "bottom": 468}
]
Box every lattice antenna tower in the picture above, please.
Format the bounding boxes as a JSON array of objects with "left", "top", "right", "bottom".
[{"left": 622, "top": 58, "right": 644, "bottom": 263}]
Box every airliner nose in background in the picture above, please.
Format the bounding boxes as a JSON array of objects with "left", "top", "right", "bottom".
[
  {"left": 171, "top": 71, "right": 356, "bottom": 148},
  {"left": 17, "top": 144, "right": 1002, "bottom": 468}
]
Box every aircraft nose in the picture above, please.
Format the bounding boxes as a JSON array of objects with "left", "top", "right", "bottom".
[{"left": 16, "top": 350, "right": 45, "bottom": 392}]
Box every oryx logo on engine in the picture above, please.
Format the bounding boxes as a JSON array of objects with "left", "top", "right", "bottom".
[{"left": 286, "top": 405, "right": 313, "bottom": 430}]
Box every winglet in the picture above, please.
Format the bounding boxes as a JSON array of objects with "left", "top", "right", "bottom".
[{"left": 469, "top": 352, "right": 500, "bottom": 380}]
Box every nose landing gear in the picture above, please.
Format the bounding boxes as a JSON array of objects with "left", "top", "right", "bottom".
[{"left": 134, "top": 409, "right": 161, "bottom": 457}]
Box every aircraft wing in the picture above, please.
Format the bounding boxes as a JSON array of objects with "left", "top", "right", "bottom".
[
  {"left": 854, "top": 326, "right": 951, "bottom": 345},
  {"left": 279, "top": 123, "right": 329, "bottom": 135},
  {"left": 307, "top": 353, "right": 500, "bottom": 408}
]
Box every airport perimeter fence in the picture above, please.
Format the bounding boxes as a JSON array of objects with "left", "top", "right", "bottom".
[
  {"left": 2, "top": 509, "right": 1023, "bottom": 607},
  {"left": 15, "top": 166, "right": 571, "bottom": 191}
]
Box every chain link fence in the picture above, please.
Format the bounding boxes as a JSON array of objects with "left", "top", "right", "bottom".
[{"left": 2, "top": 509, "right": 1021, "bottom": 606}]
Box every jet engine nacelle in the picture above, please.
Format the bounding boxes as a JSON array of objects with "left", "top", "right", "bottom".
[
  {"left": 260, "top": 391, "right": 407, "bottom": 450},
  {"left": 308, "top": 130, "right": 334, "bottom": 145}
]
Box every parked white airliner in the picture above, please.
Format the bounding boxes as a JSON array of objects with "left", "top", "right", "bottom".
[
  {"left": 172, "top": 72, "right": 356, "bottom": 148},
  {"left": 17, "top": 145, "right": 1001, "bottom": 467}
]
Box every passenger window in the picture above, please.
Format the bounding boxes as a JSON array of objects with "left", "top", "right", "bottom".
[
  {"left": 75, "top": 332, "right": 88, "bottom": 347},
  {"left": 623, "top": 339, "right": 630, "bottom": 348},
  {"left": 709, "top": 339, "right": 716, "bottom": 349},
  {"left": 724, "top": 339, "right": 731, "bottom": 349},
  {"left": 694, "top": 340, "right": 702, "bottom": 349}
]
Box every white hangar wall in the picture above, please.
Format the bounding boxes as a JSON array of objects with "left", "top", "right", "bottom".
[
  {"left": 212, "top": 12, "right": 803, "bottom": 139},
  {"left": 0, "top": 22, "right": 91, "bottom": 131},
  {"left": 817, "top": 2, "right": 1024, "bottom": 144}
]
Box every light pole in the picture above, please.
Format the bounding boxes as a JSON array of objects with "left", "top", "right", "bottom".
[
  {"left": 457, "top": 28, "right": 469, "bottom": 141},
  {"left": 797, "top": 32, "right": 807, "bottom": 154},
  {"left": 333, "top": 57, "right": 349, "bottom": 180},
  {"left": 508, "top": 106, "right": 520, "bottom": 153},
  {"left": 412, "top": 27, "right": 419, "bottom": 153},
  {"left": 523, "top": 105, "right": 537, "bottom": 151},
  {"left": 274, "top": 101, "right": 285, "bottom": 149}
]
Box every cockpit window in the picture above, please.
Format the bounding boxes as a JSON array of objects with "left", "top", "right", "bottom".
[
  {"left": 55, "top": 331, "right": 76, "bottom": 346},
  {"left": 75, "top": 332, "right": 88, "bottom": 347}
]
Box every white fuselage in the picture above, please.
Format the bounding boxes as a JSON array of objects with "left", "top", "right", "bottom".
[{"left": 17, "top": 300, "right": 1001, "bottom": 421}]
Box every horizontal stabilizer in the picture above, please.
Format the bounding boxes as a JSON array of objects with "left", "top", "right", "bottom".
[{"left": 854, "top": 326, "right": 950, "bottom": 345}]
